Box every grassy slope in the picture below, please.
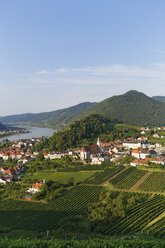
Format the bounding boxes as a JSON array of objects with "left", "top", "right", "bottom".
[{"left": 22, "top": 171, "right": 98, "bottom": 184}]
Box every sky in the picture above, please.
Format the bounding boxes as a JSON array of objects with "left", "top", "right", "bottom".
[{"left": 1, "top": 0, "right": 165, "bottom": 115}]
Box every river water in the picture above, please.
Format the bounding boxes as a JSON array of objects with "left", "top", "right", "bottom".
[{"left": 0, "top": 126, "right": 55, "bottom": 142}]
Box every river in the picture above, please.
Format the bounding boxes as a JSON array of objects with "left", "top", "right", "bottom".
[{"left": 0, "top": 126, "right": 55, "bottom": 142}]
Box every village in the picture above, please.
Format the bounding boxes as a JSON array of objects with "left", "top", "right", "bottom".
[
  {"left": 0, "top": 126, "right": 165, "bottom": 196},
  {"left": 0, "top": 128, "right": 29, "bottom": 137}
]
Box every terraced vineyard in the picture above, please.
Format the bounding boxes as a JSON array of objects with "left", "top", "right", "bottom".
[
  {"left": 105, "top": 194, "right": 165, "bottom": 235},
  {"left": 84, "top": 166, "right": 124, "bottom": 185},
  {"left": 138, "top": 171, "right": 165, "bottom": 193},
  {"left": 109, "top": 167, "right": 147, "bottom": 189},
  {"left": 0, "top": 185, "right": 102, "bottom": 233},
  {"left": 2, "top": 165, "right": 165, "bottom": 239},
  {"left": 145, "top": 217, "right": 165, "bottom": 237}
]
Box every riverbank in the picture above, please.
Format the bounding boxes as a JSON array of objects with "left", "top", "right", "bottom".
[{"left": 0, "top": 126, "right": 55, "bottom": 142}]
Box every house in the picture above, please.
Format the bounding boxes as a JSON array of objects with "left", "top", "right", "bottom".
[
  {"left": 0, "top": 176, "right": 12, "bottom": 184},
  {"left": 155, "top": 143, "right": 163, "bottom": 148},
  {"left": 4, "top": 168, "right": 16, "bottom": 176},
  {"left": 0, "top": 177, "right": 7, "bottom": 185},
  {"left": 123, "top": 140, "right": 142, "bottom": 149},
  {"left": 132, "top": 149, "right": 157, "bottom": 159},
  {"left": 25, "top": 195, "right": 32, "bottom": 201},
  {"left": 91, "top": 155, "right": 109, "bottom": 165},
  {"left": 141, "top": 142, "right": 150, "bottom": 149},
  {"left": 18, "top": 156, "right": 31, "bottom": 165},
  {"left": 43, "top": 152, "right": 49, "bottom": 159},
  {"left": 131, "top": 157, "right": 165, "bottom": 166},
  {"left": 101, "top": 142, "right": 112, "bottom": 152},
  {"left": 131, "top": 149, "right": 143, "bottom": 159},
  {"left": 149, "top": 157, "right": 165, "bottom": 165},
  {"left": 27, "top": 181, "right": 45, "bottom": 193},
  {"left": 0, "top": 153, "right": 9, "bottom": 160},
  {"left": 141, "top": 127, "right": 150, "bottom": 131},
  {"left": 138, "top": 136, "right": 148, "bottom": 141},
  {"left": 112, "top": 146, "right": 122, "bottom": 154},
  {"left": 140, "top": 150, "right": 157, "bottom": 159},
  {"left": 153, "top": 133, "right": 160, "bottom": 138}
]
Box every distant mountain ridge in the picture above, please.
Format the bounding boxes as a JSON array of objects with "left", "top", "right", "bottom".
[
  {"left": 1, "top": 90, "right": 165, "bottom": 128},
  {"left": 1, "top": 102, "right": 96, "bottom": 129},
  {"left": 152, "top": 96, "right": 165, "bottom": 103}
]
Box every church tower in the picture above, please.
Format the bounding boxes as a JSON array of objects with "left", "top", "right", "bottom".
[{"left": 97, "top": 137, "right": 102, "bottom": 151}]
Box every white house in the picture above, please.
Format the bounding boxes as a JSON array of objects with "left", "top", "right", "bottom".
[
  {"left": 91, "top": 155, "right": 109, "bottom": 165},
  {"left": 123, "top": 140, "right": 142, "bottom": 149},
  {"left": 27, "top": 181, "right": 45, "bottom": 193},
  {"left": 132, "top": 149, "right": 157, "bottom": 159}
]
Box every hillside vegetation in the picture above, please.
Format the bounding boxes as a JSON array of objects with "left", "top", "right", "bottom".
[
  {"left": 35, "top": 114, "right": 115, "bottom": 151},
  {"left": 84, "top": 90, "right": 165, "bottom": 126},
  {"left": 1, "top": 90, "right": 165, "bottom": 128},
  {"left": 0, "top": 102, "right": 96, "bottom": 129}
]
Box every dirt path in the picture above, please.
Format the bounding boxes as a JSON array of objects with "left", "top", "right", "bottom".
[
  {"left": 101, "top": 167, "right": 128, "bottom": 185},
  {"left": 144, "top": 211, "right": 165, "bottom": 230},
  {"left": 128, "top": 170, "right": 153, "bottom": 192}
]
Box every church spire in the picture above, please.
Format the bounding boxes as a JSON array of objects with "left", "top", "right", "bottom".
[{"left": 97, "top": 137, "right": 102, "bottom": 151}]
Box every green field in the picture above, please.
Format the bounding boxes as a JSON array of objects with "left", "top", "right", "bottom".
[{"left": 22, "top": 171, "right": 98, "bottom": 184}]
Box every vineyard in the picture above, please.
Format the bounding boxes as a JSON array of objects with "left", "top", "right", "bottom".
[
  {"left": 109, "top": 167, "right": 147, "bottom": 189},
  {"left": 145, "top": 217, "right": 165, "bottom": 237},
  {"left": 138, "top": 171, "right": 165, "bottom": 193},
  {"left": 0, "top": 185, "right": 102, "bottom": 233},
  {"left": 84, "top": 166, "right": 124, "bottom": 185},
  {"left": 2, "top": 165, "right": 165, "bottom": 240},
  {"left": 105, "top": 194, "right": 165, "bottom": 235}
]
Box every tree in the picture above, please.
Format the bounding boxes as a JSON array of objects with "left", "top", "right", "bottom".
[{"left": 36, "top": 153, "right": 44, "bottom": 161}]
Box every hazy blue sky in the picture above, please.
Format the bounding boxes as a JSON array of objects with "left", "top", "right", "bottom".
[{"left": 1, "top": 0, "right": 165, "bottom": 115}]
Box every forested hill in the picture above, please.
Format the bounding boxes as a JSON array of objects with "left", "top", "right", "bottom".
[
  {"left": 35, "top": 114, "right": 115, "bottom": 151},
  {"left": 84, "top": 90, "right": 165, "bottom": 126},
  {"left": 1, "top": 90, "right": 165, "bottom": 128},
  {"left": 0, "top": 122, "right": 7, "bottom": 131},
  {"left": 0, "top": 102, "right": 96, "bottom": 129},
  {"left": 152, "top": 96, "right": 165, "bottom": 103}
]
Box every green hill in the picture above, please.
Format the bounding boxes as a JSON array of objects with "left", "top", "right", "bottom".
[
  {"left": 2, "top": 90, "right": 165, "bottom": 128},
  {"left": 84, "top": 90, "right": 165, "bottom": 126},
  {"left": 35, "top": 114, "right": 115, "bottom": 151},
  {"left": 1, "top": 102, "right": 96, "bottom": 129}
]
